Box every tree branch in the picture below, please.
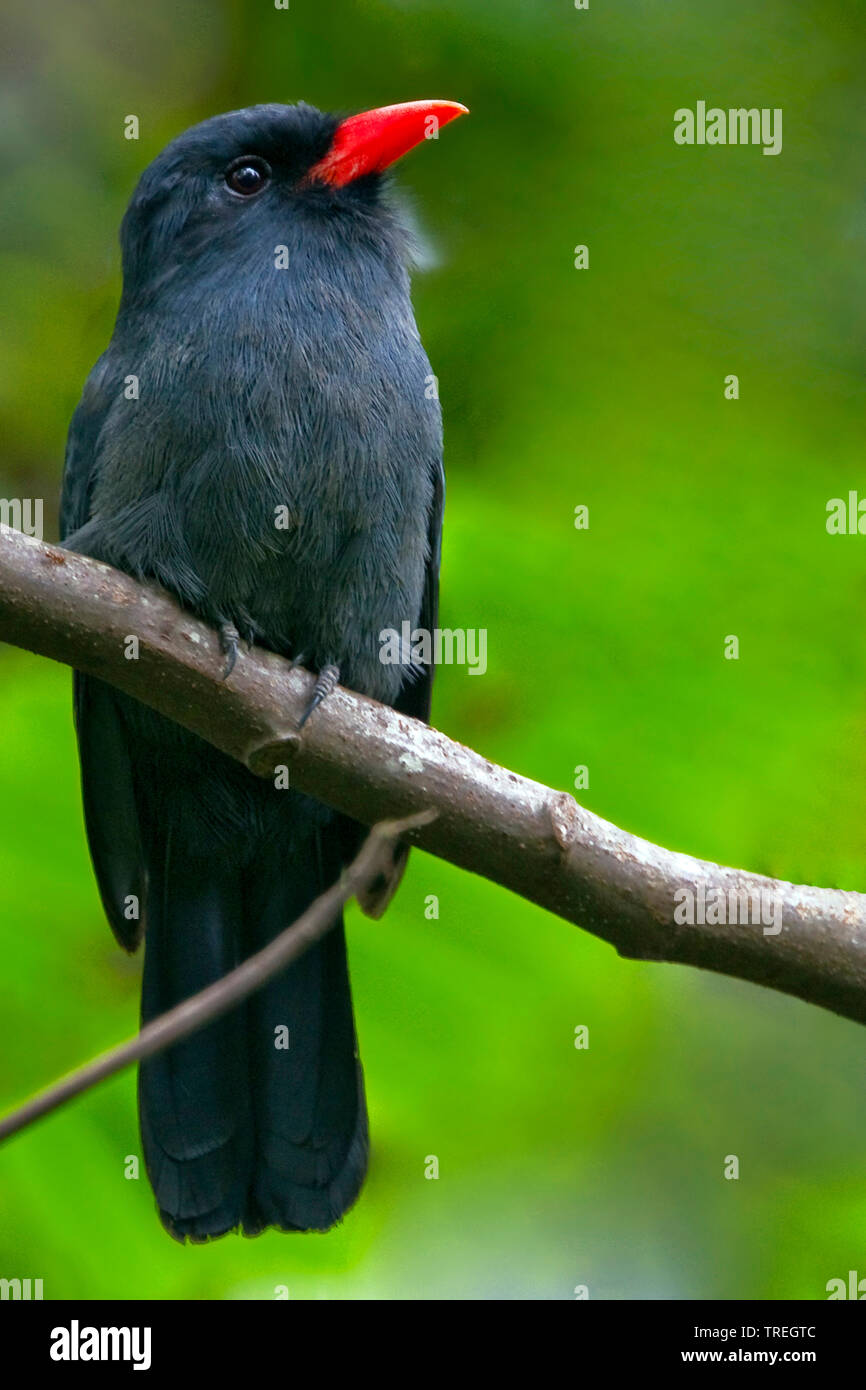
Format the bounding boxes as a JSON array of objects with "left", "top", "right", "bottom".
[
  {"left": 0, "top": 811, "right": 434, "bottom": 1142},
  {"left": 1, "top": 527, "right": 865, "bottom": 1026}
]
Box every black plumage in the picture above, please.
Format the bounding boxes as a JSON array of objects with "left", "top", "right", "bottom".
[{"left": 60, "top": 100, "right": 459, "bottom": 1239}]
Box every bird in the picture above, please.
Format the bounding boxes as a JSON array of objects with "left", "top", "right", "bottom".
[{"left": 60, "top": 98, "right": 467, "bottom": 1240}]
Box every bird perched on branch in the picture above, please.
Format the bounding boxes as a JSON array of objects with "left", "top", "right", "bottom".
[{"left": 60, "top": 98, "right": 466, "bottom": 1240}]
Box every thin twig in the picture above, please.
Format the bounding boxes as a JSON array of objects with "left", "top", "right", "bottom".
[{"left": 0, "top": 811, "right": 435, "bottom": 1144}]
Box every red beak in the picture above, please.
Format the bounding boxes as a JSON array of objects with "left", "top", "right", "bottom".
[{"left": 306, "top": 99, "right": 469, "bottom": 187}]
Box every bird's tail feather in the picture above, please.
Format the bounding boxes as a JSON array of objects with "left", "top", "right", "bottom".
[
  {"left": 241, "top": 830, "right": 368, "bottom": 1234},
  {"left": 138, "top": 839, "right": 252, "bottom": 1241},
  {"left": 138, "top": 826, "right": 367, "bottom": 1241}
]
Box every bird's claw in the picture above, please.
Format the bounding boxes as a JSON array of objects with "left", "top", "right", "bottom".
[
  {"left": 298, "top": 663, "right": 340, "bottom": 729},
  {"left": 219, "top": 622, "right": 241, "bottom": 680}
]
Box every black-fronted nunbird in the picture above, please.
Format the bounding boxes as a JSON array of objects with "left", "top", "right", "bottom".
[{"left": 60, "top": 98, "right": 466, "bottom": 1240}]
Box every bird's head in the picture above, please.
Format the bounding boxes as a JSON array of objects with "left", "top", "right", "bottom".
[{"left": 119, "top": 99, "right": 467, "bottom": 308}]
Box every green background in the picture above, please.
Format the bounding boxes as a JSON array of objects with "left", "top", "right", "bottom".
[{"left": 0, "top": 0, "right": 864, "bottom": 1299}]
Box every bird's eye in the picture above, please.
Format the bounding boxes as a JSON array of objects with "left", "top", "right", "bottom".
[{"left": 225, "top": 157, "right": 271, "bottom": 196}]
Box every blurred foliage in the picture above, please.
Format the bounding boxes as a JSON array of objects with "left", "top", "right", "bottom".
[{"left": 0, "top": 0, "right": 865, "bottom": 1299}]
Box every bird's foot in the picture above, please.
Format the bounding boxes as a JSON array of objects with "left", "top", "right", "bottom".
[
  {"left": 219, "top": 622, "right": 241, "bottom": 680},
  {"left": 298, "top": 663, "right": 340, "bottom": 729},
  {"left": 218, "top": 614, "right": 261, "bottom": 678}
]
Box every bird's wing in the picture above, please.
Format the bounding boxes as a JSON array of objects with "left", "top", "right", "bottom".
[
  {"left": 62, "top": 391, "right": 148, "bottom": 952},
  {"left": 353, "top": 452, "right": 445, "bottom": 918},
  {"left": 393, "top": 451, "right": 445, "bottom": 725},
  {"left": 59, "top": 392, "right": 101, "bottom": 543}
]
